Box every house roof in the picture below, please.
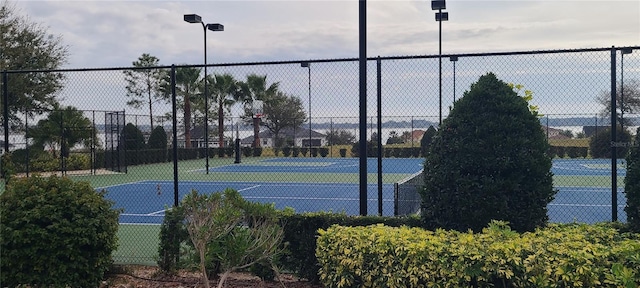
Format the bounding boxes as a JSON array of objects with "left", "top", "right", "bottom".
[{"left": 241, "top": 127, "right": 325, "bottom": 144}]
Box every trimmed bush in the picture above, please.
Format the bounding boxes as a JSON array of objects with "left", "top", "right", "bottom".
[
  {"left": 319, "top": 147, "right": 329, "bottom": 157},
  {"left": 292, "top": 147, "right": 300, "bottom": 157},
  {"left": 242, "top": 147, "right": 252, "bottom": 157},
  {"left": 339, "top": 148, "right": 347, "bottom": 158},
  {"left": 0, "top": 176, "right": 119, "bottom": 287},
  {"left": 300, "top": 147, "right": 309, "bottom": 157},
  {"left": 282, "top": 146, "right": 292, "bottom": 157},
  {"left": 252, "top": 147, "right": 263, "bottom": 157},
  {"left": 421, "top": 73, "right": 555, "bottom": 232},
  {"left": 316, "top": 222, "right": 640, "bottom": 288},
  {"left": 590, "top": 127, "right": 632, "bottom": 158},
  {"left": 625, "top": 127, "right": 640, "bottom": 232},
  {"left": 148, "top": 126, "right": 168, "bottom": 163},
  {"left": 420, "top": 125, "right": 437, "bottom": 157}
]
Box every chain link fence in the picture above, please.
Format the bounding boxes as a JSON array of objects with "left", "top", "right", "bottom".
[{"left": 1, "top": 46, "right": 639, "bottom": 264}]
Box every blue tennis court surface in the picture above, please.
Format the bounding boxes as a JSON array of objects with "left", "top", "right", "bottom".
[
  {"left": 102, "top": 181, "right": 397, "bottom": 224},
  {"left": 101, "top": 158, "right": 628, "bottom": 225},
  {"left": 199, "top": 158, "right": 425, "bottom": 174}
]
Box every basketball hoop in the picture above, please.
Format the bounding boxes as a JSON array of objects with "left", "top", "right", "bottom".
[{"left": 252, "top": 100, "right": 265, "bottom": 119}]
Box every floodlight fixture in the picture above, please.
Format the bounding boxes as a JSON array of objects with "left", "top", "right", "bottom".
[
  {"left": 435, "top": 12, "right": 449, "bottom": 21},
  {"left": 207, "top": 23, "right": 224, "bottom": 32},
  {"left": 301, "top": 62, "right": 310, "bottom": 68},
  {"left": 450, "top": 56, "right": 458, "bottom": 61},
  {"left": 622, "top": 48, "right": 633, "bottom": 55},
  {"left": 431, "top": 0, "right": 446, "bottom": 10},
  {"left": 183, "top": 14, "right": 202, "bottom": 24}
]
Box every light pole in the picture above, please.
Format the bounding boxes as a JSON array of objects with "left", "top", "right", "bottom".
[
  {"left": 621, "top": 48, "right": 633, "bottom": 131},
  {"left": 432, "top": 0, "right": 448, "bottom": 125},
  {"left": 450, "top": 55, "right": 458, "bottom": 103},
  {"left": 184, "top": 14, "right": 223, "bottom": 174},
  {"left": 301, "top": 62, "right": 311, "bottom": 154}
]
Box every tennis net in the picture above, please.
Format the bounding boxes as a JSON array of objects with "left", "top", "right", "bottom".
[{"left": 394, "top": 170, "right": 424, "bottom": 216}]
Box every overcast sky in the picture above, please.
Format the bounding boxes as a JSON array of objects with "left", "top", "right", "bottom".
[
  {"left": 9, "top": 0, "right": 640, "bottom": 129},
  {"left": 14, "top": 0, "right": 640, "bottom": 68}
]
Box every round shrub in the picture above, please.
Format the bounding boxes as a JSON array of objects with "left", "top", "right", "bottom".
[
  {"left": 625, "top": 127, "right": 640, "bottom": 232},
  {"left": 421, "top": 73, "right": 555, "bottom": 232},
  {"left": 420, "top": 125, "right": 437, "bottom": 157},
  {"left": 148, "top": 125, "right": 168, "bottom": 150},
  {"left": 589, "top": 127, "right": 632, "bottom": 158},
  {"left": 0, "top": 176, "right": 120, "bottom": 287}
]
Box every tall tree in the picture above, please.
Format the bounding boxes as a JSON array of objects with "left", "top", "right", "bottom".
[
  {"left": 28, "top": 105, "right": 95, "bottom": 158},
  {"left": 262, "top": 91, "right": 307, "bottom": 148},
  {"left": 236, "top": 74, "right": 279, "bottom": 147},
  {"left": 597, "top": 79, "right": 640, "bottom": 130},
  {"left": 123, "top": 53, "right": 167, "bottom": 131},
  {"left": 210, "top": 73, "right": 239, "bottom": 148},
  {"left": 165, "top": 67, "right": 202, "bottom": 149},
  {"left": 0, "top": 1, "right": 68, "bottom": 128}
]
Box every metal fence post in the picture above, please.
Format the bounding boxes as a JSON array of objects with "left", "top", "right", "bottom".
[
  {"left": 171, "top": 65, "right": 179, "bottom": 208},
  {"left": 610, "top": 46, "right": 617, "bottom": 222},
  {"left": 377, "top": 56, "right": 383, "bottom": 216},
  {"left": 358, "top": 0, "right": 367, "bottom": 216}
]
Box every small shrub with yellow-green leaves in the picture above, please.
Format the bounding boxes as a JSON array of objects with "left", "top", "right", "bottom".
[{"left": 316, "top": 221, "right": 640, "bottom": 288}]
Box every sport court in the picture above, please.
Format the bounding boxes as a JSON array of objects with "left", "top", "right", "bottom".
[{"left": 100, "top": 157, "right": 627, "bottom": 225}]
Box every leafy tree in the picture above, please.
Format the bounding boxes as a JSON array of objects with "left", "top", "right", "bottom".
[
  {"left": 236, "top": 74, "right": 279, "bottom": 147},
  {"left": 421, "top": 73, "right": 555, "bottom": 232},
  {"left": 122, "top": 123, "right": 145, "bottom": 151},
  {"left": 420, "top": 125, "right": 437, "bottom": 157},
  {"left": 123, "top": 53, "right": 167, "bottom": 131},
  {"left": 262, "top": 91, "right": 307, "bottom": 149},
  {"left": 597, "top": 79, "right": 640, "bottom": 130},
  {"left": 386, "top": 130, "right": 404, "bottom": 145},
  {"left": 588, "top": 127, "right": 632, "bottom": 158},
  {"left": 0, "top": 1, "right": 68, "bottom": 128},
  {"left": 28, "top": 106, "right": 95, "bottom": 158},
  {"left": 165, "top": 67, "right": 202, "bottom": 149},
  {"left": 210, "top": 73, "right": 239, "bottom": 148},
  {"left": 559, "top": 129, "right": 574, "bottom": 138},
  {"left": 325, "top": 128, "right": 356, "bottom": 145},
  {"left": 147, "top": 125, "right": 167, "bottom": 149},
  {"left": 625, "top": 127, "right": 640, "bottom": 232}
]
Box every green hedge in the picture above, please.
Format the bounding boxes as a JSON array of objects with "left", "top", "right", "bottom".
[
  {"left": 1, "top": 176, "right": 120, "bottom": 287},
  {"left": 317, "top": 222, "right": 640, "bottom": 288},
  {"left": 280, "top": 213, "right": 421, "bottom": 283}
]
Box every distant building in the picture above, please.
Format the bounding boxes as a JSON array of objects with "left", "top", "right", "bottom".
[
  {"left": 542, "top": 126, "right": 570, "bottom": 140},
  {"left": 241, "top": 127, "right": 326, "bottom": 148}
]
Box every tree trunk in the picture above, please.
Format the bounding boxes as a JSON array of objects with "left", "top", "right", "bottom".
[
  {"left": 184, "top": 94, "right": 191, "bottom": 149},
  {"left": 253, "top": 117, "right": 261, "bottom": 147},
  {"left": 218, "top": 103, "right": 224, "bottom": 148}
]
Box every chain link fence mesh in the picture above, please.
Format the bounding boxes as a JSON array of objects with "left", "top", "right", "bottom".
[{"left": 2, "top": 47, "right": 639, "bottom": 264}]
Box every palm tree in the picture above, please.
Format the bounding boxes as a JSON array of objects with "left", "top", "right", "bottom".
[
  {"left": 210, "top": 73, "right": 239, "bottom": 148},
  {"left": 174, "top": 67, "right": 202, "bottom": 149},
  {"left": 236, "top": 74, "right": 279, "bottom": 147}
]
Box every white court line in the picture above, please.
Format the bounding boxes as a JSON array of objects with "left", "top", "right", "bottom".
[
  {"left": 147, "top": 209, "right": 167, "bottom": 216},
  {"left": 237, "top": 185, "right": 261, "bottom": 192},
  {"left": 121, "top": 213, "right": 165, "bottom": 217},
  {"left": 549, "top": 204, "right": 626, "bottom": 207},
  {"left": 242, "top": 196, "right": 394, "bottom": 201},
  {"left": 95, "top": 180, "right": 148, "bottom": 190}
]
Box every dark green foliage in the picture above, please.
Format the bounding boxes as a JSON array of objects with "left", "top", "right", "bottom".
[
  {"left": 242, "top": 147, "right": 252, "bottom": 157},
  {"left": 420, "top": 125, "right": 437, "bottom": 157},
  {"left": 282, "top": 146, "right": 292, "bottom": 157},
  {"left": 252, "top": 147, "right": 263, "bottom": 157},
  {"left": 319, "top": 147, "right": 329, "bottom": 157},
  {"left": 556, "top": 146, "right": 566, "bottom": 158},
  {"left": 292, "top": 147, "right": 300, "bottom": 157},
  {"left": 157, "top": 206, "right": 189, "bottom": 275},
  {"left": 280, "top": 213, "right": 421, "bottom": 283},
  {"left": 624, "top": 128, "right": 640, "bottom": 232},
  {"left": 148, "top": 126, "right": 168, "bottom": 149},
  {"left": 589, "top": 127, "right": 632, "bottom": 158},
  {"left": 0, "top": 176, "right": 119, "bottom": 287},
  {"left": 123, "top": 123, "right": 146, "bottom": 150},
  {"left": 421, "top": 73, "right": 555, "bottom": 233},
  {"left": 146, "top": 126, "right": 169, "bottom": 163},
  {"left": 224, "top": 147, "right": 234, "bottom": 157},
  {"left": 310, "top": 147, "right": 319, "bottom": 157},
  {"left": 339, "top": 148, "right": 347, "bottom": 157},
  {"left": 300, "top": 147, "right": 308, "bottom": 157}
]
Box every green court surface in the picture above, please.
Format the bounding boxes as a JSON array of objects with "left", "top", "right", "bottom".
[{"left": 113, "top": 224, "right": 160, "bottom": 266}]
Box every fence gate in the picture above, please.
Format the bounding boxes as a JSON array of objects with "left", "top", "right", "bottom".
[{"left": 104, "top": 111, "right": 126, "bottom": 173}]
